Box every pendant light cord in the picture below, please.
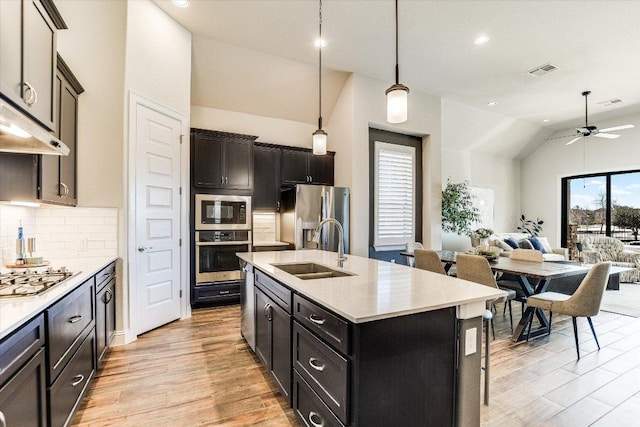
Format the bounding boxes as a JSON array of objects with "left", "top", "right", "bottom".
[
  {"left": 395, "top": 0, "right": 399, "bottom": 85},
  {"left": 318, "top": 0, "right": 323, "bottom": 130}
]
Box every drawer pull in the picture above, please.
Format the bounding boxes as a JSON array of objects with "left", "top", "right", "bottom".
[
  {"left": 309, "top": 314, "right": 326, "bottom": 325},
  {"left": 219, "top": 290, "right": 230, "bottom": 295},
  {"left": 69, "top": 315, "right": 83, "bottom": 323},
  {"left": 0, "top": 410, "right": 6, "bottom": 427},
  {"left": 308, "top": 411, "right": 325, "bottom": 427},
  {"left": 308, "top": 357, "right": 325, "bottom": 372},
  {"left": 71, "top": 374, "right": 85, "bottom": 387}
]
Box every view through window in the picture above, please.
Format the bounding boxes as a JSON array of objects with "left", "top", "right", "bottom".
[{"left": 566, "top": 170, "right": 640, "bottom": 243}]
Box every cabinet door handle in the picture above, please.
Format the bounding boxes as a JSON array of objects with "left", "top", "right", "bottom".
[
  {"left": 60, "top": 182, "right": 69, "bottom": 198},
  {"left": 69, "top": 315, "right": 83, "bottom": 323},
  {"left": 0, "top": 409, "right": 6, "bottom": 427},
  {"left": 308, "top": 357, "right": 326, "bottom": 372},
  {"left": 221, "top": 176, "right": 224, "bottom": 185},
  {"left": 71, "top": 374, "right": 85, "bottom": 387},
  {"left": 105, "top": 289, "right": 113, "bottom": 304},
  {"left": 264, "top": 303, "right": 272, "bottom": 320},
  {"left": 267, "top": 304, "right": 273, "bottom": 321},
  {"left": 308, "top": 314, "right": 325, "bottom": 325},
  {"left": 23, "top": 81, "right": 37, "bottom": 106},
  {"left": 308, "top": 411, "right": 325, "bottom": 427}
]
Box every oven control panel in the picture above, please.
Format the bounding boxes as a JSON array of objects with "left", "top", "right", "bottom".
[{"left": 196, "top": 230, "right": 251, "bottom": 243}]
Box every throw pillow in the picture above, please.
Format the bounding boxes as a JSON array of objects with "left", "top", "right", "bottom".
[
  {"left": 536, "top": 236, "right": 554, "bottom": 253},
  {"left": 528, "top": 236, "right": 547, "bottom": 253},
  {"left": 504, "top": 237, "right": 519, "bottom": 249},
  {"left": 494, "top": 239, "right": 513, "bottom": 252},
  {"left": 519, "top": 239, "right": 534, "bottom": 250}
]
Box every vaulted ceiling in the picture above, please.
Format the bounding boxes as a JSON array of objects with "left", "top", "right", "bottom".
[{"left": 154, "top": 0, "right": 640, "bottom": 132}]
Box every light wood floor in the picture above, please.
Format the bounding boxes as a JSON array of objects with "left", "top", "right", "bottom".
[{"left": 71, "top": 302, "right": 640, "bottom": 427}]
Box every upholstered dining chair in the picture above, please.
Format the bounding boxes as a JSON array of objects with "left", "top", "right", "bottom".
[
  {"left": 404, "top": 242, "right": 424, "bottom": 267},
  {"left": 456, "top": 254, "right": 512, "bottom": 406},
  {"left": 414, "top": 249, "right": 446, "bottom": 275},
  {"left": 526, "top": 262, "right": 611, "bottom": 360},
  {"left": 497, "top": 248, "right": 544, "bottom": 313},
  {"left": 456, "top": 254, "right": 516, "bottom": 337}
]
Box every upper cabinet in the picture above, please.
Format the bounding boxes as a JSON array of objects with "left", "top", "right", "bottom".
[
  {"left": 0, "top": 0, "right": 67, "bottom": 131},
  {"left": 40, "top": 55, "right": 84, "bottom": 205},
  {"left": 253, "top": 144, "right": 281, "bottom": 211},
  {"left": 191, "top": 129, "right": 256, "bottom": 191},
  {"left": 281, "top": 148, "right": 334, "bottom": 186}
]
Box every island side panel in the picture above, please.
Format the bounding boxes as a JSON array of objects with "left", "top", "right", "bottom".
[{"left": 350, "top": 307, "right": 457, "bottom": 426}]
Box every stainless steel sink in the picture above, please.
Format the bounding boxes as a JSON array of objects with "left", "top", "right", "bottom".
[{"left": 271, "top": 262, "right": 355, "bottom": 280}]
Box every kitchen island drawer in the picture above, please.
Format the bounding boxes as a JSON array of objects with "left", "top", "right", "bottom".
[
  {"left": 0, "top": 313, "right": 44, "bottom": 387},
  {"left": 255, "top": 269, "right": 291, "bottom": 313},
  {"left": 49, "top": 329, "right": 95, "bottom": 427},
  {"left": 294, "top": 294, "right": 349, "bottom": 354},
  {"left": 47, "top": 277, "right": 94, "bottom": 383},
  {"left": 293, "top": 372, "right": 345, "bottom": 427},
  {"left": 293, "top": 321, "right": 348, "bottom": 424},
  {"left": 95, "top": 261, "right": 116, "bottom": 291}
]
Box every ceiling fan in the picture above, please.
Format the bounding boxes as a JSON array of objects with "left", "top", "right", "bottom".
[{"left": 551, "top": 91, "right": 635, "bottom": 146}]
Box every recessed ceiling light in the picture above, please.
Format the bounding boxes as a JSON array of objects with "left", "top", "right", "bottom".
[
  {"left": 172, "top": 0, "right": 188, "bottom": 8},
  {"left": 474, "top": 35, "right": 490, "bottom": 45},
  {"left": 543, "top": 119, "right": 550, "bottom": 123},
  {"left": 314, "top": 38, "right": 327, "bottom": 48},
  {"left": 487, "top": 101, "right": 497, "bottom": 106}
]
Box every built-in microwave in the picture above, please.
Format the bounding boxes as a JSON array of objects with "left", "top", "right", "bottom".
[{"left": 195, "top": 194, "right": 251, "bottom": 230}]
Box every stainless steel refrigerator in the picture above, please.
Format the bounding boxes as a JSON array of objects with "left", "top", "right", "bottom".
[{"left": 280, "top": 184, "right": 349, "bottom": 254}]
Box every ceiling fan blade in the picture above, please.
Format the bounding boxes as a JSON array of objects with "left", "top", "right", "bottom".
[
  {"left": 565, "top": 136, "right": 583, "bottom": 146},
  {"left": 594, "top": 133, "right": 620, "bottom": 139},
  {"left": 599, "top": 124, "right": 635, "bottom": 133},
  {"left": 546, "top": 134, "right": 577, "bottom": 141}
]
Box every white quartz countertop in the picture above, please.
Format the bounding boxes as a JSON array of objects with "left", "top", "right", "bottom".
[
  {"left": 252, "top": 241, "right": 290, "bottom": 247},
  {"left": 238, "top": 250, "right": 505, "bottom": 323},
  {"left": 0, "top": 257, "right": 118, "bottom": 340}
]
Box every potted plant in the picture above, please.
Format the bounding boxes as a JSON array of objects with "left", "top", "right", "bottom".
[
  {"left": 517, "top": 215, "right": 544, "bottom": 236},
  {"left": 441, "top": 179, "right": 480, "bottom": 236}
]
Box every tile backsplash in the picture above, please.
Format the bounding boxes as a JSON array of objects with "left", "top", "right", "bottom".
[
  {"left": 253, "top": 212, "right": 277, "bottom": 242},
  {"left": 0, "top": 204, "right": 118, "bottom": 266}
]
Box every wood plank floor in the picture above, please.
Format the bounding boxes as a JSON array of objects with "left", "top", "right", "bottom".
[{"left": 71, "top": 302, "right": 640, "bottom": 426}]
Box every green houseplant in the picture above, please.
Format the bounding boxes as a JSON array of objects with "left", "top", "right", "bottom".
[
  {"left": 441, "top": 179, "right": 480, "bottom": 236},
  {"left": 517, "top": 214, "right": 544, "bottom": 236}
]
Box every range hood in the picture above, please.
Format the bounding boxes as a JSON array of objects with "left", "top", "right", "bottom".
[{"left": 0, "top": 100, "right": 69, "bottom": 156}]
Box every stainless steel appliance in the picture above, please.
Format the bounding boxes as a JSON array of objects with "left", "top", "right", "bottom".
[
  {"left": 195, "top": 194, "right": 251, "bottom": 230},
  {"left": 195, "top": 230, "right": 251, "bottom": 284},
  {"left": 280, "top": 184, "right": 349, "bottom": 253},
  {"left": 240, "top": 261, "right": 255, "bottom": 351},
  {"left": 0, "top": 267, "right": 76, "bottom": 297}
]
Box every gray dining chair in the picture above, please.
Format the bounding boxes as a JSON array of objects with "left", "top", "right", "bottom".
[
  {"left": 414, "top": 249, "right": 446, "bottom": 275},
  {"left": 404, "top": 242, "right": 424, "bottom": 267},
  {"left": 497, "top": 248, "right": 544, "bottom": 313},
  {"left": 526, "top": 261, "right": 611, "bottom": 360}
]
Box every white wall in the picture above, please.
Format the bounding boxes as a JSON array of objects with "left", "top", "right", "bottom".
[
  {"left": 191, "top": 106, "right": 315, "bottom": 148},
  {"left": 521, "top": 111, "right": 640, "bottom": 247},
  {"left": 440, "top": 99, "right": 544, "bottom": 252}
]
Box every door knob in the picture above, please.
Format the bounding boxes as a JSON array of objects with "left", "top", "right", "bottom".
[{"left": 138, "top": 246, "right": 152, "bottom": 252}]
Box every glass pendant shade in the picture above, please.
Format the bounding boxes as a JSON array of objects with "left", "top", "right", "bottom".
[
  {"left": 313, "top": 129, "right": 327, "bottom": 155},
  {"left": 386, "top": 83, "right": 409, "bottom": 123}
]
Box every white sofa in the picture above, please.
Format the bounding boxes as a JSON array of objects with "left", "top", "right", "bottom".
[{"left": 489, "top": 232, "right": 568, "bottom": 262}]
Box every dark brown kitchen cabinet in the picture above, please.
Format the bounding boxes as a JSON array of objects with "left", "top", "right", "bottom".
[
  {"left": 0, "top": 0, "right": 67, "bottom": 131},
  {"left": 191, "top": 129, "right": 256, "bottom": 191},
  {"left": 253, "top": 144, "right": 281, "bottom": 210},
  {"left": 281, "top": 148, "right": 334, "bottom": 186},
  {"left": 0, "top": 314, "right": 47, "bottom": 427},
  {"left": 40, "top": 55, "right": 83, "bottom": 205},
  {"left": 255, "top": 286, "right": 292, "bottom": 403},
  {"left": 95, "top": 261, "right": 116, "bottom": 368}
]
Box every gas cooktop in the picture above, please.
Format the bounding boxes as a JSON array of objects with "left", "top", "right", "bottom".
[{"left": 0, "top": 267, "right": 76, "bottom": 298}]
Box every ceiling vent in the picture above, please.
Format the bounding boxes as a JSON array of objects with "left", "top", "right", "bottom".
[
  {"left": 527, "top": 63, "right": 559, "bottom": 77},
  {"left": 597, "top": 98, "right": 623, "bottom": 107}
]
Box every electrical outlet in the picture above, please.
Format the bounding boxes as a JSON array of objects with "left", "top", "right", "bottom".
[{"left": 465, "top": 327, "right": 477, "bottom": 356}]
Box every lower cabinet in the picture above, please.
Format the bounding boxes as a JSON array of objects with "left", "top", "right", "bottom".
[
  {"left": 0, "top": 346, "right": 47, "bottom": 427},
  {"left": 293, "top": 372, "right": 344, "bottom": 427},
  {"left": 95, "top": 277, "right": 116, "bottom": 367},
  {"left": 254, "top": 286, "right": 292, "bottom": 402}
]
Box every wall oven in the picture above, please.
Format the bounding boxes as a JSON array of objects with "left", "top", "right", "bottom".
[
  {"left": 195, "top": 230, "right": 252, "bottom": 284},
  {"left": 195, "top": 194, "right": 251, "bottom": 230}
]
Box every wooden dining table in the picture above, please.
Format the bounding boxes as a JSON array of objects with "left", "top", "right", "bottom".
[{"left": 406, "top": 251, "right": 594, "bottom": 342}]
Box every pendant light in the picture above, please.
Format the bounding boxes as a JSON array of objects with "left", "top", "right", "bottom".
[
  {"left": 312, "top": 0, "right": 327, "bottom": 155},
  {"left": 386, "top": 0, "right": 409, "bottom": 124}
]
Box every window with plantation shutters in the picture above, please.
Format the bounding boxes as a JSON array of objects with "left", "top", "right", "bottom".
[{"left": 374, "top": 141, "right": 416, "bottom": 249}]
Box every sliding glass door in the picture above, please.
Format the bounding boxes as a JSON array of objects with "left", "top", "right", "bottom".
[{"left": 562, "top": 169, "right": 640, "bottom": 246}]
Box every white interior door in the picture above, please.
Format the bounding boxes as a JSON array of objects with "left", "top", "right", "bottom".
[{"left": 134, "top": 102, "right": 182, "bottom": 335}]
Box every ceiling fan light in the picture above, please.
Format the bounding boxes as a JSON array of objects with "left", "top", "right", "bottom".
[
  {"left": 312, "top": 129, "right": 327, "bottom": 155},
  {"left": 386, "top": 83, "right": 409, "bottom": 123}
]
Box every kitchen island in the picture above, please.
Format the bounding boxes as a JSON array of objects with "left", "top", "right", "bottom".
[{"left": 237, "top": 250, "right": 505, "bottom": 427}]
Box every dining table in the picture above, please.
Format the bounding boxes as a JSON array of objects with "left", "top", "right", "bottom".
[{"left": 405, "top": 250, "right": 594, "bottom": 342}]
